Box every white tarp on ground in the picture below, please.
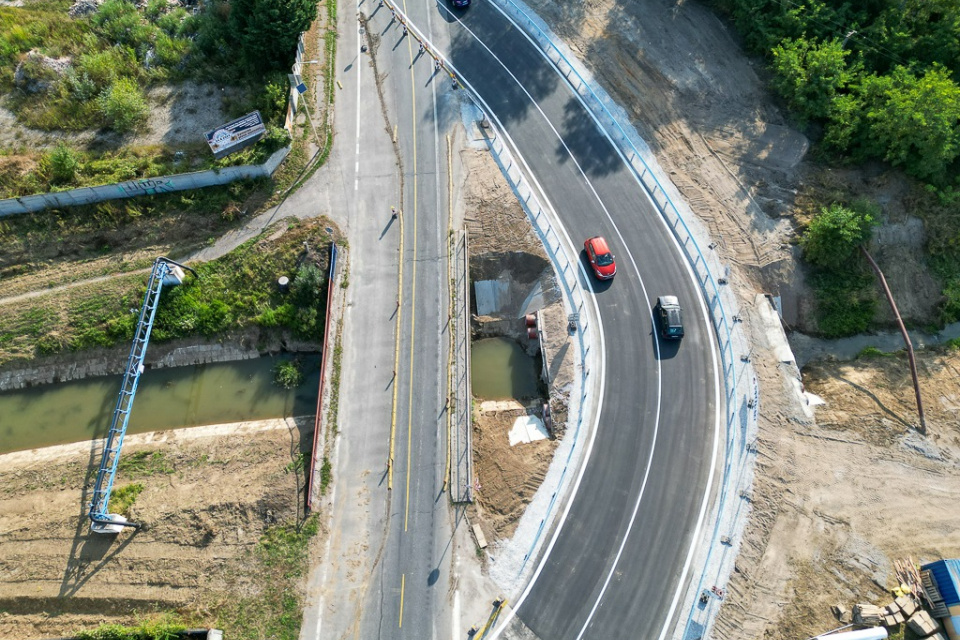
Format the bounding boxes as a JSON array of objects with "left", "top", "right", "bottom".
[
  {"left": 509, "top": 414, "right": 549, "bottom": 446},
  {"left": 475, "top": 279, "right": 510, "bottom": 316}
]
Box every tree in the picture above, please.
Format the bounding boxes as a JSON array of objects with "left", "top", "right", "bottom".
[
  {"left": 862, "top": 64, "right": 960, "bottom": 184},
  {"left": 801, "top": 201, "right": 877, "bottom": 269},
  {"left": 229, "top": 0, "right": 319, "bottom": 73},
  {"left": 770, "top": 36, "right": 858, "bottom": 124}
]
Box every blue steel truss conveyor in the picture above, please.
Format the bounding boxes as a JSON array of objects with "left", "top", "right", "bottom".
[{"left": 88, "top": 257, "right": 198, "bottom": 534}]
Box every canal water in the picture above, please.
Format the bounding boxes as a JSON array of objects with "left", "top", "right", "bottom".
[
  {"left": 471, "top": 337, "right": 540, "bottom": 400},
  {"left": 0, "top": 355, "right": 320, "bottom": 455}
]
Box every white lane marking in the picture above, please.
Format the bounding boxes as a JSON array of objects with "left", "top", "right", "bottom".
[
  {"left": 314, "top": 431, "right": 343, "bottom": 640},
  {"left": 477, "top": 4, "right": 726, "bottom": 638},
  {"left": 355, "top": 9, "right": 362, "bottom": 193},
  {"left": 453, "top": 588, "right": 461, "bottom": 640},
  {"left": 438, "top": 29, "right": 664, "bottom": 639}
]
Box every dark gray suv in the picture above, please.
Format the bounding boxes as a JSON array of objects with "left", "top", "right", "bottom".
[{"left": 655, "top": 296, "right": 684, "bottom": 340}]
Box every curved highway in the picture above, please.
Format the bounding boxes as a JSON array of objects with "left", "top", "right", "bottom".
[
  {"left": 442, "top": 3, "right": 722, "bottom": 638},
  {"left": 327, "top": 0, "right": 723, "bottom": 637}
]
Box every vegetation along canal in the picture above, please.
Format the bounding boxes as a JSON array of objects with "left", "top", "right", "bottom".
[
  {"left": 471, "top": 337, "right": 540, "bottom": 400},
  {"left": 0, "top": 354, "right": 319, "bottom": 455}
]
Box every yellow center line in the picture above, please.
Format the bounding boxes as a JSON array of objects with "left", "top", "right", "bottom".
[
  {"left": 402, "top": 0, "right": 418, "bottom": 535},
  {"left": 399, "top": 573, "right": 406, "bottom": 627}
]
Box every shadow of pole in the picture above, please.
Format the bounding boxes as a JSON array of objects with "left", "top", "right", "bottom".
[{"left": 60, "top": 389, "right": 124, "bottom": 598}]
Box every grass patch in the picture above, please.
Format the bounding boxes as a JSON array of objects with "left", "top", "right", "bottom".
[
  {"left": 0, "top": 217, "right": 338, "bottom": 367},
  {"left": 215, "top": 515, "right": 319, "bottom": 640},
  {"left": 856, "top": 346, "right": 895, "bottom": 359},
  {"left": 0, "top": 178, "right": 268, "bottom": 281},
  {"left": 0, "top": 132, "right": 290, "bottom": 200},
  {"left": 109, "top": 482, "right": 144, "bottom": 517},
  {"left": 319, "top": 457, "right": 332, "bottom": 495},
  {"left": 75, "top": 613, "right": 187, "bottom": 640},
  {"left": 117, "top": 451, "right": 175, "bottom": 476}
]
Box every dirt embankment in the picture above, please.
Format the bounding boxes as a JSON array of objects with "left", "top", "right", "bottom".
[
  {"left": 0, "top": 419, "right": 315, "bottom": 640},
  {"left": 459, "top": 146, "right": 569, "bottom": 541},
  {"left": 716, "top": 349, "right": 960, "bottom": 640}
]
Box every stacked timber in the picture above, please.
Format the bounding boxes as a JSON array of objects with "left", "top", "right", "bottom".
[{"left": 853, "top": 604, "right": 884, "bottom": 626}]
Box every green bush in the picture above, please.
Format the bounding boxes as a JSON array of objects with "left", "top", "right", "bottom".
[
  {"left": 93, "top": 0, "right": 157, "bottom": 51},
  {"left": 939, "top": 277, "right": 960, "bottom": 325},
  {"left": 770, "top": 36, "right": 858, "bottom": 125},
  {"left": 144, "top": 0, "right": 168, "bottom": 21},
  {"left": 97, "top": 76, "right": 149, "bottom": 132},
  {"left": 800, "top": 201, "right": 877, "bottom": 270},
  {"left": 812, "top": 269, "right": 877, "bottom": 338},
  {"left": 259, "top": 73, "right": 290, "bottom": 125},
  {"left": 47, "top": 142, "right": 80, "bottom": 185},
  {"left": 273, "top": 358, "right": 304, "bottom": 388},
  {"left": 76, "top": 48, "right": 129, "bottom": 91}
]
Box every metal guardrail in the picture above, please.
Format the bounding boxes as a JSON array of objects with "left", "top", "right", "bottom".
[
  {"left": 375, "top": 1, "right": 758, "bottom": 634},
  {"left": 376, "top": 0, "right": 601, "bottom": 578},
  {"left": 450, "top": 230, "right": 473, "bottom": 503},
  {"left": 478, "top": 126, "right": 598, "bottom": 577}
]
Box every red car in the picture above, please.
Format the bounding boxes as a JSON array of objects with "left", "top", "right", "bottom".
[{"left": 584, "top": 236, "right": 617, "bottom": 280}]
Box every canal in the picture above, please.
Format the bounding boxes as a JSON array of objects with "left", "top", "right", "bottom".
[{"left": 0, "top": 354, "right": 320, "bottom": 455}]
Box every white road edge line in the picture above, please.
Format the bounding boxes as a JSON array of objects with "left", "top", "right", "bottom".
[
  {"left": 354, "top": 7, "right": 362, "bottom": 193},
  {"left": 425, "top": 10, "right": 665, "bottom": 638}
]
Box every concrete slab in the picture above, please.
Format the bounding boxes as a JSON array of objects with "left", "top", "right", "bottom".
[
  {"left": 475, "top": 279, "right": 509, "bottom": 315},
  {"left": 508, "top": 414, "right": 548, "bottom": 446}
]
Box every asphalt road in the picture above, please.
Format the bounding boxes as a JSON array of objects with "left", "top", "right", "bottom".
[
  {"left": 439, "top": 3, "right": 722, "bottom": 638},
  {"left": 349, "top": 1, "right": 458, "bottom": 638},
  {"left": 311, "top": 0, "right": 722, "bottom": 637}
]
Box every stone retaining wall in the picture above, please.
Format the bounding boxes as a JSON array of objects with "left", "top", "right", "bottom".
[{"left": 0, "top": 333, "right": 320, "bottom": 391}]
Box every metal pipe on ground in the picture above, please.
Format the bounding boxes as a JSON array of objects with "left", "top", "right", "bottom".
[{"left": 861, "top": 246, "right": 926, "bottom": 434}]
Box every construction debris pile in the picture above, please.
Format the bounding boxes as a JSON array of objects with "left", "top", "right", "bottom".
[{"left": 827, "top": 559, "right": 950, "bottom": 640}]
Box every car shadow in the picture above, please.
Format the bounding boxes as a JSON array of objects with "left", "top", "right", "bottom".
[{"left": 653, "top": 328, "right": 681, "bottom": 360}]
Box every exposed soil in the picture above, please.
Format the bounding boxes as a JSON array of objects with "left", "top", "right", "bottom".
[
  {"left": 3, "top": 0, "right": 956, "bottom": 638},
  {"left": 716, "top": 349, "right": 960, "bottom": 640},
  {"left": 0, "top": 418, "right": 317, "bottom": 640},
  {"left": 459, "top": 146, "right": 565, "bottom": 544},
  {"left": 0, "top": 81, "right": 247, "bottom": 153},
  {"left": 526, "top": 0, "right": 940, "bottom": 330}
]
